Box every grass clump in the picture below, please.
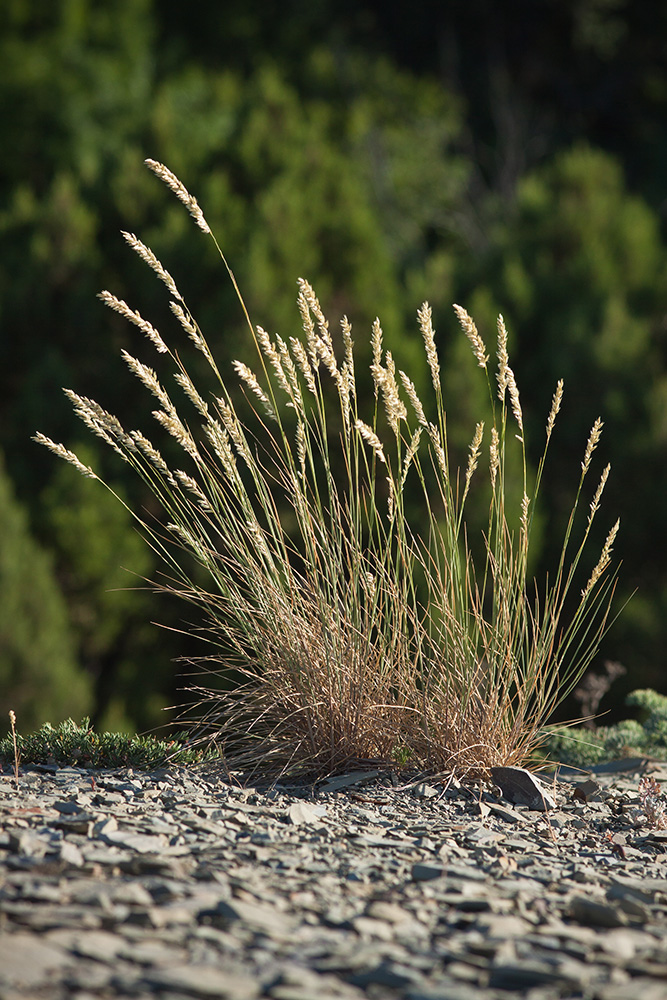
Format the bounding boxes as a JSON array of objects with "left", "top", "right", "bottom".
[
  {"left": 35, "top": 160, "right": 620, "bottom": 780},
  {"left": 0, "top": 717, "right": 211, "bottom": 771}
]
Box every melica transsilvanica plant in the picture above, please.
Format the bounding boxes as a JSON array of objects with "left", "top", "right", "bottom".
[{"left": 36, "top": 159, "right": 619, "bottom": 779}]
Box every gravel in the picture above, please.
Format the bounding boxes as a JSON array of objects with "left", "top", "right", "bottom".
[{"left": 2, "top": 757, "right": 667, "bottom": 999}]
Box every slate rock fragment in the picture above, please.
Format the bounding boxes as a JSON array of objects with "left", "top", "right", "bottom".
[{"left": 490, "top": 766, "right": 556, "bottom": 811}]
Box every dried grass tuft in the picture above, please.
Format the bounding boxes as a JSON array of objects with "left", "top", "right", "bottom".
[{"left": 35, "top": 161, "right": 621, "bottom": 780}]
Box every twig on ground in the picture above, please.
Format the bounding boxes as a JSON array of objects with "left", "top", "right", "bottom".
[{"left": 8, "top": 710, "right": 20, "bottom": 791}]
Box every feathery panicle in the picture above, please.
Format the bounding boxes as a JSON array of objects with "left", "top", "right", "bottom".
[
  {"left": 491, "top": 314, "right": 521, "bottom": 428},
  {"left": 380, "top": 352, "right": 407, "bottom": 434},
  {"left": 588, "top": 463, "right": 611, "bottom": 526},
  {"left": 520, "top": 491, "right": 531, "bottom": 534},
  {"left": 99, "top": 291, "right": 168, "bottom": 354},
  {"left": 297, "top": 285, "right": 317, "bottom": 366},
  {"left": 387, "top": 476, "right": 396, "bottom": 521},
  {"left": 297, "top": 282, "right": 337, "bottom": 381},
  {"left": 337, "top": 365, "right": 354, "bottom": 434},
  {"left": 399, "top": 371, "right": 427, "bottom": 427},
  {"left": 496, "top": 314, "right": 509, "bottom": 401},
  {"left": 427, "top": 422, "right": 449, "bottom": 482},
  {"left": 298, "top": 278, "right": 331, "bottom": 353},
  {"left": 64, "top": 389, "right": 136, "bottom": 458},
  {"left": 232, "top": 361, "right": 276, "bottom": 420},
  {"left": 507, "top": 370, "right": 523, "bottom": 432},
  {"left": 290, "top": 337, "right": 317, "bottom": 395},
  {"left": 121, "top": 232, "right": 180, "bottom": 299},
  {"left": 214, "top": 397, "right": 249, "bottom": 457},
  {"left": 33, "top": 434, "right": 97, "bottom": 479},
  {"left": 170, "top": 302, "right": 205, "bottom": 349},
  {"left": 130, "top": 431, "right": 176, "bottom": 485},
  {"left": 121, "top": 350, "right": 174, "bottom": 412},
  {"left": 174, "top": 372, "right": 209, "bottom": 417},
  {"left": 153, "top": 410, "right": 199, "bottom": 459},
  {"left": 371, "top": 317, "right": 383, "bottom": 372},
  {"left": 254, "top": 324, "right": 273, "bottom": 357},
  {"left": 463, "top": 422, "right": 484, "bottom": 497},
  {"left": 355, "top": 420, "right": 387, "bottom": 464},
  {"left": 144, "top": 159, "right": 211, "bottom": 234},
  {"left": 341, "top": 316, "right": 354, "bottom": 378},
  {"left": 243, "top": 515, "right": 272, "bottom": 561},
  {"left": 296, "top": 421, "right": 307, "bottom": 478},
  {"left": 454, "top": 304, "right": 489, "bottom": 369},
  {"left": 175, "top": 470, "right": 213, "bottom": 511},
  {"left": 583, "top": 518, "right": 620, "bottom": 597},
  {"left": 370, "top": 320, "right": 385, "bottom": 399},
  {"left": 418, "top": 302, "right": 440, "bottom": 392},
  {"left": 489, "top": 426, "right": 500, "bottom": 490},
  {"left": 546, "top": 379, "right": 564, "bottom": 439},
  {"left": 205, "top": 419, "right": 238, "bottom": 477},
  {"left": 340, "top": 318, "right": 356, "bottom": 414},
  {"left": 314, "top": 333, "right": 339, "bottom": 380},
  {"left": 401, "top": 427, "right": 422, "bottom": 487},
  {"left": 582, "top": 417, "right": 604, "bottom": 474},
  {"left": 256, "top": 326, "right": 291, "bottom": 396},
  {"left": 276, "top": 334, "right": 302, "bottom": 401}
]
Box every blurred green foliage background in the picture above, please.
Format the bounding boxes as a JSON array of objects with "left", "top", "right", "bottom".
[{"left": 2, "top": 0, "right": 666, "bottom": 735}]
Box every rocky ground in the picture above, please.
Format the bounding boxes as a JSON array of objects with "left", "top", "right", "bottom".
[{"left": 1, "top": 757, "right": 667, "bottom": 1000}]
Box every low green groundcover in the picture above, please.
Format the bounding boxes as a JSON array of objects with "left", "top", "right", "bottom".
[
  {"left": 0, "top": 717, "right": 213, "bottom": 771},
  {"left": 544, "top": 689, "right": 667, "bottom": 768}
]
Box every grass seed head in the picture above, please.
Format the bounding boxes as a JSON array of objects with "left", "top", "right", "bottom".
[
  {"left": 418, "top": 302, "right": 440, "bottom": 392},
  {"left": 355, "top": 420, "right": 387, "bottom": 464},
  {"left": 121, "top": 232, "right": 180, "bottom": 300},
  {"left": 144, "top": 159, "right": 211, "bottom": 234},
  {"left": 582, "top": 417, "right": 604, "bottom": 474},
  {"left": 33, "top": 434, "right": 97, "bottom": 479},
  {"left": 489, "top": 426, "right": 500, "bottom": 490},
  {"left": 454, "top": 303, "right": 489, "bottom": 369},
  {"left": 582, "top": 518, "right": 620, "bottom": 597},
  {"left": 464, "top": 422, "right": 484, "bottom": 496},
  {"left": 496, "top": 314, "right": 510, "bottom": 401},
  {"left": 99, "top": 291, "right": 168, "bottom": 354},
  {"left": 547, "top": 379, "right": 564, "bottom": 439}
]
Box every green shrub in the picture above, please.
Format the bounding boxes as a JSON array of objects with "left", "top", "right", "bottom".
[{"left": 543, "top": 688, "right": 667, "bottom": 767}]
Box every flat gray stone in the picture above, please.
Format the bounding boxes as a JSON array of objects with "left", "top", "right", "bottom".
[
  {"left": 231, "top": 898, "right": 296, "bottom": 936},
  {"left": 318, "top": 771, "right": 383, "bottom": 792},
  {"left": 52, "top": 799, "right": 86, "bottom": 814},
  {"left": 411, "top": 863, "right": 445, "bottom": 882},
  {"left": 144, "top": 963, "right": 260, "bottom": 998},
  {"left": 101, "top": 829, "right": 168, "bottom": 853},
  {"left": 597, "top": 980, "right": 667, "bottom": 1000},
  {"left": 567, "top": 894, "right": 628, "bottom": 928},
  {"left": 286, "top": 801, "right": 326, "bottom": 826},
  {"left": 69, "top": 929, "right": 126, "bottom": 962},
  {"left": 354, "top": 834, "right": 416, "bottom": 848},
  {"left": 490, "top": 766, "right": 557, "bottom": 810},
  {"left": 0, "top": 932, "right": 71, "bottom": 987},
  {"left": 58, "top": 839, "right": 84, "bottom": 866},
  {"left": 412, "top": 783, "right": 440, "bottom": 798}
]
